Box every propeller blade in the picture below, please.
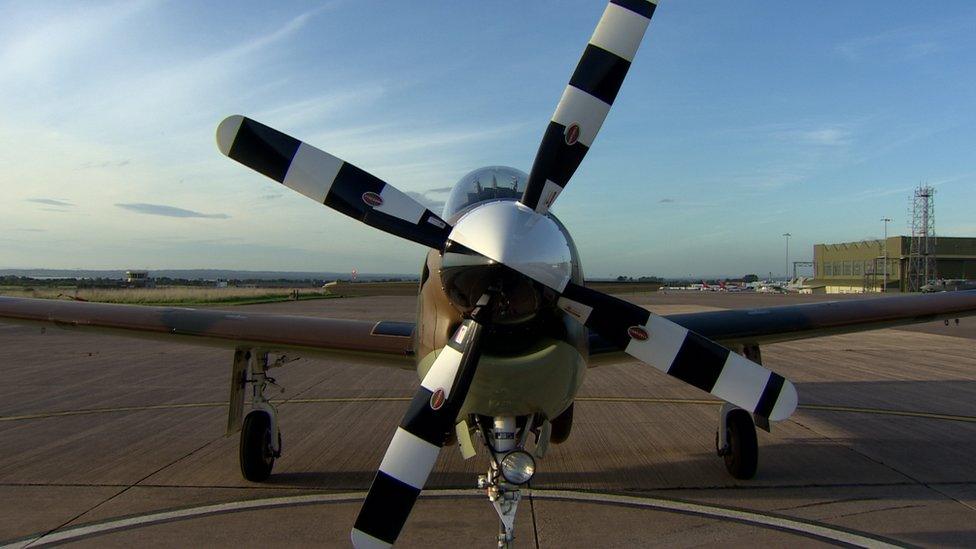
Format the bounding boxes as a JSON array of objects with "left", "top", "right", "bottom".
[
  {"left": 352, "top": 317, "right": 485, "bottom": 548},
  {"left": 216, "top": 115, "right": 453, "bottom": 249},
  {"left": 520, "top": 0, "right": 658, "bottom": 214},
  {"left": 556, "top": 282, "right": 798, "bottom": 421}
]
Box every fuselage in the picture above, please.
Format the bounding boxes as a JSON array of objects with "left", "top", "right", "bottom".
[{"left": 411, "top": 167, "right": 589, "bottom": 420}]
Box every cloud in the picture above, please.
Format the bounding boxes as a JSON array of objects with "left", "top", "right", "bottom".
[
  {"left": 405, "top": 190, "right": 447, "bottom": 213},
  {"left": 790, "top": 127, "right": 852, "bottom": 146},
  {"left": 80, "top": 159, "right": 130, "bottom": 169},
  {"left": 27, "top": 198, "right": 73, "bottom": 207},
  {"left": 115, "top": 203, "right": 230, "bottom": 219},
  {"left": 836, "top": 27, "right": 949, "bottom": 63},
  {"left": 0, "top": 0, "right": 156, "bottom": 81},
  {"left": 251, "top": 86, "right": 387, "bottom": 129}
]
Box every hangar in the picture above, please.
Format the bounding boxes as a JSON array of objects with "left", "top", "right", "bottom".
[{"left": 813, "top": 236, "right": 976, "bottom": 293}]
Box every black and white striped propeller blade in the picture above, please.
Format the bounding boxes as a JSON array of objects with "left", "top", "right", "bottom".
[
  {"left": 352, "top": 316, "right": 486, "bottom": 548},
  {"left": 216, "top": 115, "right": 453, "bottom": 249},
  {"left": 557, "top": 282, "right": 798, "bottom": 421},
  {"left": 520, "top": 0, "right": 658, "bottom": 214}
]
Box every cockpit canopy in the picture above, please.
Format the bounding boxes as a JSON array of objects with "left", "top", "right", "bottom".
[{"left": 443, "top": 166, "right": 528, "bottom": 219}]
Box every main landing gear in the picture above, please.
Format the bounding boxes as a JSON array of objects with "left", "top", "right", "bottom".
[
  {"left": 716, "top": 403, "right": 758, "bottom": 479},
  {"left": 228, "top": 348, "right": 288, "bottom": 482},
  {"left": 715, "top": 344, "right": 765, "bottom": 480}
]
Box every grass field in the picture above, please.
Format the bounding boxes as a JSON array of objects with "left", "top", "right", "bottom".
[{"left": 0, "top": 286, "right": 338, "bottom": 306}]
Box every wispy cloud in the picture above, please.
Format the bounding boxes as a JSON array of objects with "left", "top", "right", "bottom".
[
  {"left": 834, "top": 15, "right": 974, "bottom": 63},
  {"left": 404, "top": 187, "right": 452, "bottom": 212},
  {"left": 251, "top": 87, "right": 388, "bottom": 129},
  {"left": 0, "top": 0, "right": 156, "bottom": 81},
  {"left": 307, "top": 121, "right": 526, "bottom": 160},
  {"left": 784, "top": 127, "right": 852, "bottom": 147},
  {"left": 27, "top": 198, "right": 73, "bottom": 207},
  {"left": 80, "top": 159, "right": 130, "bottom": 169},
  {"left": 115, "top": 203, "right": 230, "bottom": 219}
]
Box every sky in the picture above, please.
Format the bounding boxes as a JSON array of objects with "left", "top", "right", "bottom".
[{"left": 2, "top": 1, "right": 975, "bottom": 278}]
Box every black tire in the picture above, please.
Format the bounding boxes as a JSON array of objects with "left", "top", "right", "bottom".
[
  {"left": 723, "top": 409, "right": 758, "bottom": 480},
  {"left": 550, "top": 403, "right": 574, "bottom": 444},
  {"left": 240, "top": 411, "right": 275, "bottom": 482}
]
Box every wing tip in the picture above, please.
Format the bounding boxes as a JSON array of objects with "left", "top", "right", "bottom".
[{"left": 215, "top": 115, "right": 245, "bottom": 156}]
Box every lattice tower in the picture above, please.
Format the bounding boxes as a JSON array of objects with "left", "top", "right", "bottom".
[{"left": 907, "top": 184, "right": 937, "bottom": 292}]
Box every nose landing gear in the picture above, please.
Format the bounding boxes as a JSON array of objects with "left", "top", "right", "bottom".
[{"left": 474, "top": 415, "right": 543, "bottom": 548}]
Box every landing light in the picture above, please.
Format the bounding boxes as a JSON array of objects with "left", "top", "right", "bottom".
[{"left": 499, "top": 450, "right": 536, "bottom": 485}]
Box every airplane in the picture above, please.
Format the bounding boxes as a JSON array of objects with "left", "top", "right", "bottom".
[
  {"left": 719, "top": 280, "right": 749, "bottom": 292},
  {"left": 922, "top": 279, "right": 976, "bottom": 293},
  {"left": 3, "top": 1, "right": 976, "bottom": 547}
]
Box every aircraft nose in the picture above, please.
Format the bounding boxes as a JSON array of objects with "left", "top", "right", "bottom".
[{"left": 445, "top": 200, "right": 573, "bottom": 293}]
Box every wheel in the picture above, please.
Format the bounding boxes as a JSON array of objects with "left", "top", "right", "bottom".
[
  {"left": 723, "top": 409, "right": 758, "bottom": 479},
  {"left": 550, "top": 403, "right": 574, "bottom": 444},
  {"left": 240, "top": 411, "right": 275, "bottom": 482}
]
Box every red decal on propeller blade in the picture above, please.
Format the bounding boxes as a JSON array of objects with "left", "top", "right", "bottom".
[
  {"left": 628, "top": 326, "right": 649, "bottom": 341},
  {"left": 430, "top": 388, "right": 446, "bottom": 410},
  {"left": 362, "top": 191, "right": 384, "bottom": 207},
  {"left": 564, "top": 123, "right": 581, "bottom": 146}
]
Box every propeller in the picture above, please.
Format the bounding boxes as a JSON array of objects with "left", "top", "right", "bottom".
[
  {"left": 216, "top": 2, "right": 798, "bottom": 546},
  {"left": 520, "top": 0, "right": 658, "bottom": 214},
  {"left": 351, "top": 296, "right": 491, "bottom": 548},
  {"left": 216, "top": 115, "right": 453, "bottom": 250}
]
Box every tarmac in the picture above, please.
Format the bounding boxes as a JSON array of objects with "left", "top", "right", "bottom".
[{"left": 1, "top": 291, "right": 975, "bottom": 547}]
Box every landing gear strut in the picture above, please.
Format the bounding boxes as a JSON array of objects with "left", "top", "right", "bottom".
[
  {"left": 228, "top": 349, "right": 284, "bottom": 482},
  {"left": 475, "top": 415, "right": 540, "bottom": 548}
]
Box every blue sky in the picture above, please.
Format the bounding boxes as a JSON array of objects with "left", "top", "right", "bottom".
[{"left": 2, "top": 1, "right": 974, "bottom": 278}]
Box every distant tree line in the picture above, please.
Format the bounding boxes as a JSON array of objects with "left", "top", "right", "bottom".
[
  {"left": 613, "top": 276, "right": 665, "bottom": 283},
  {"left": 1, "top": 275, "right": 417, "bottom": 289}
]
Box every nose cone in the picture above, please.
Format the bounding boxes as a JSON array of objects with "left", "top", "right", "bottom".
[{"left": 446, "top": 200, "right": 573, "bottom": 292}]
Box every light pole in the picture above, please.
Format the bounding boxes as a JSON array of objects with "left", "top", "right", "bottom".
[
  {"left": 782, "top": 233, "right": 791, "bottom": 282},
  {"left": 881, "top": 218, "right": 891, "bottom": 293}
]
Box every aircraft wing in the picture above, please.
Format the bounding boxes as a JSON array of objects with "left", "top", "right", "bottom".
[
  {"left": 591, "top": 290, "right": 976, "bottom": 361},
  {"left": 0, "top": 297, "right": 415, "bottom": 368},
  {"left": 7, "top": 291, "right": 976, "bottom": 369}
]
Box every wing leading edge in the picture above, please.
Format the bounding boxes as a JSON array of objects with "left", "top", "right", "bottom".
[{"left": 0, "top": 297, "right": 414, "bottom": 368}]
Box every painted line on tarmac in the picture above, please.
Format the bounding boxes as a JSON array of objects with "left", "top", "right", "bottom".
[
  {"left": 2, "top": 396, "right": 974, "bottom": 424},
  {"left": 0, "top": 397, "right": 408, "bottom": 422},
  {"left": 0, "top": 489, "right": 903, "bottom": 549}
]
